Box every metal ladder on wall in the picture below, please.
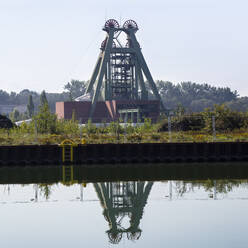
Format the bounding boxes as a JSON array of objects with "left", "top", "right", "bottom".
[
  {"left": 64, "top": 146, "right": 73, "bottom": 163},
  {"left": 59, "top": 139, "right": 88, "bottom": 187},
  {"left": 60, "top": 139, "right": 77, "bottom": 163},
  {"left": 60, "top": 140, "right": 77, "bottom": 185},
  {"left": 62, "top": 166, "right": 74, "bottom": 184}
]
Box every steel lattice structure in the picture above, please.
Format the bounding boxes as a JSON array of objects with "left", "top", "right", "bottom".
[
  {"left": 94, "top": 181, "right": 153, "bottom": 244},
  {"left": 86, "top": 19, "right": 165, "bottom": 118}
]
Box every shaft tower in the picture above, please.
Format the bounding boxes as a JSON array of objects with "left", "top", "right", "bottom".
[
  {"left": 94, "top": 181, "right": 153, "bottom": 244},
  {"left": 86, "top": 19, "right": 165, "bottom": 118}
]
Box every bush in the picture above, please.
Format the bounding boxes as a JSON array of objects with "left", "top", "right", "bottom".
[
  {"left": 32, "top": 103, "right": 57, "bottom": 134},
  {"left": 0, "top": 115, "right": 15, "bottom": 129},
  {"left": 107, "top": 121, "right": 124, "bottom": 134},
  {"left": 55, "top": 119, "right": 79, "bottom": 135},
  {"left": 158, "top": 114, "right": 205, "bottom": 132},
  {"left": 85, "top": 119, "right": 97, "bottom": 134},
  {"left": 127, "top": 133, "right": 142, "bottom": 143},
  {"left": 136, "top": 118, "right": 155, "bottom": 133},
  {"left": 203, "top": 104, "right": 248, "bottom": 132}
]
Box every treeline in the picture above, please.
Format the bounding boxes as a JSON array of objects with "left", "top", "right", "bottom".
[
  {"left": 61, "top": 80, "right": 244, "bottom": 112},
  {"left": 156, "top": 81, "right": 239, "bottom": 112},
  {"left": 0, "top": 80, "right": 87, "bottom": 112},
  {"left": 0, "top": 89, "right": 69, "bottom": 113},
  {"left": 158, "top": 104, "right": 248, "bottom": 132},
  {"left": 1, "top": 80, "right": 248, "bottom": 117}
]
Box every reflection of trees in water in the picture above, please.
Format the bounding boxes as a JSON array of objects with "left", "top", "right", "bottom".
[
  {"left": 94, "top": 181, "right": 153, "bottom": 244},
  {"left": 3, "top": 179, "right": 248, "bottom": 207},
  {"left": 171, "top": 180, "right": 248, "bottom": 197},
  {"left": 37, "top": 184, "right": 52, "bottom": 200},
  {"left": 196, "top": 179, "right": 247, "bottom": 194}
]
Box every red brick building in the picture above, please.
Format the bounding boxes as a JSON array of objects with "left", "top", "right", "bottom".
[{"left": 56, "top": 100, "right": 160, "bottom": 123}]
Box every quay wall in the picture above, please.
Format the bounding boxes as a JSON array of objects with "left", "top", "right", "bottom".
[
  {"left": 1, "top": 162, "right": 248, "bottom": 184},
  {"left": 0, "top": 142, "right": 248, "bottom": 166}
]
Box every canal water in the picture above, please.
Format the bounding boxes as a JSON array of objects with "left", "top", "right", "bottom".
[{"left": 1, "top": 164, "right": 248, "bottom": 248}]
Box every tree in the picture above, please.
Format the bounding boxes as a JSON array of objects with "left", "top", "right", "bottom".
[
  {"left": 190, "top": 99, "right": 214, "bottom": 112},
  {"left": 64, "top": 80, "right": 87, "bottom": 100},
  {"left": 225, "top": 97, "right": 248, "bottom": 112},
  {"left": 0, "top": 114, "right": 14, "bottom": 129},
  {"left": 40, "top": 90, "right": 48, "bottom": 106},
  {"left": 9, "top": 109, "right": 20, "bottom": 122},
  {"left": 0, "top": 90, "right": 9, "bottom": 104},
  {"left": 38, "top": 184, "right": 52, "bottom": 199},
  {"left": 27, "top": 95, "right": 34, "bottom": 118},
  {"left": 175, "top": 103, "right": 185, "bottom": 116},
  {"left": 202, "top": 104, "right": 247, "bottom": 131},
  {"left": 33, "top": 103, "right": 57, "bottom": 134},
  {"left": 155, "top": 80, "right": 238, "bottom": 112}
]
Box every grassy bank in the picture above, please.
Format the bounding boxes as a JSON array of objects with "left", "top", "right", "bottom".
[
  {"left": 2, "top": 103, "right": 248, "bottom": 146},
  {"left": 1, "top": 124, "right": 248, "bottom": 146}
]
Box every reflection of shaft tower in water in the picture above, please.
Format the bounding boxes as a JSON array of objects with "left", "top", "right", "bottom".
[{"left": 94, "top": 181, "right": 153, "bottom": 244}]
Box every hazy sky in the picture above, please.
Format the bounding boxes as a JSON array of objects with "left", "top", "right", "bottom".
[{"left": 0, "top": 0, "right": 247, "bottom": 95}]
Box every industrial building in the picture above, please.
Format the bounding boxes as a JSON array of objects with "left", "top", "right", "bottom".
[{"left": 56, "top": 19, "right": 163, "bottom": 123}]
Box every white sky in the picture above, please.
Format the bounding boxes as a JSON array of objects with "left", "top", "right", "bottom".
[{"left": 0, "top": 0, "right": 247, "bottom": 95}]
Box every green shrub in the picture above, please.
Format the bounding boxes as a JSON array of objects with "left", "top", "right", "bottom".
[
  {"left": 55, "top": 119, "right": 79, "bottom": 135},
  {"left": 158, "top": 114, "right": 205, "bottom": 132},
  {"left": 203, "top": 104, "right": 248, "bottom": 132},
  {"left": 136, "top": 118, "right": 155, "bottom": 133},
  {"left": 127, "top": 133, "right": 142, "bottom": 143},
  {"left": 85, "top": 119, "right": 97, "bottom": 134},
  {"left": 32, "top": 103, "right": 57, "bottom": 134}
]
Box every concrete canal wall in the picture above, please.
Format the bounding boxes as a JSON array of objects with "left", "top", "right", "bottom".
[{"left": 0, "top": 142, "right": 248, "bottom": 166}]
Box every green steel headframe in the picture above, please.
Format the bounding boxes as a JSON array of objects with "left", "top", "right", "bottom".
[
  {"left": 86, "top": 19, "right": 165, "bottom": 118},
  {"left": 94, "top": 181, "right": 153, "bottom": 244}
]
